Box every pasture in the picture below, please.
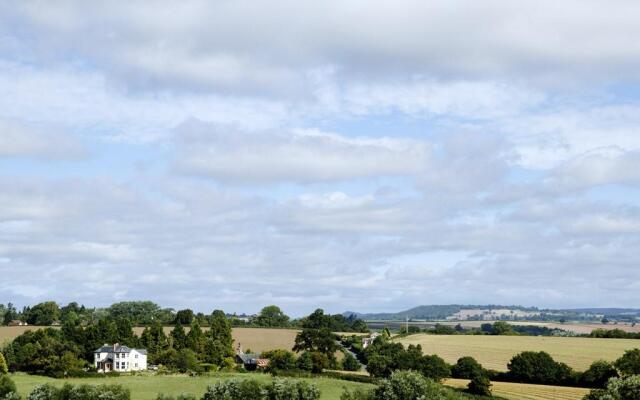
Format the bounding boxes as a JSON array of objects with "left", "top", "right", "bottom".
[
  {"left": 9, "top": 373, "right": 373, "bottom": 400},
  {"left": 396, "top": 334, "right": 639, "bottom": 371},
  {"left": 446, "top": 379, "right": 590, "bottom": 400}
]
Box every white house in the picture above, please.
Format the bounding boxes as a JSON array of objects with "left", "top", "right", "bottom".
[
  {"left": 362, "top": 332, "right": 381, "bottom": 349},
  {"left": 94, "top": 343, "right": 147, "bottom": 372}
]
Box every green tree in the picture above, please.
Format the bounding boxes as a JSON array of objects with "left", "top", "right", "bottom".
[
  {"left": 417, "top": 354, "right": 450, "bottom": 382},
  {"left": 342, "top": 352, "right": 360, "bottom": 371},
  {"left": 204, "top": 310, "right": 234, "bottom": 367},
  {"left": 141, "top": 321, "right": 169, "bottom": 362},
  {"left": 175, "top": 309, "right": 194, "bottom": 325},
  {"left": 186, "top": 321, "right": 205, "bottom": 355},
  {"left": 292, "top": 328, "right": 338, "bottom": 360},
  {"left": 255, "top": 305, "right": 290, "bottom": 327},
  {"left": 584, "top": 375, "right": 640, "bottom": 400},
  {"left": 373, "top": 370, "right": 450, "bottom": 400},
  {"left": 507, "top": 351, "right": 573, "bottom": 385},
  {"left": 176, "top": 349, "right": 200, "bottom": 373},
  {"left": 615, "top": 348, "right": 640, "bottom": 376},
  {"left": 451, "top": 356, "right": 484, "bottom": 379},
  {"left": 0, "top": 352, "right": 7, "bottom": 375},
  {"left": 261, "top": 349, "right": 297, "bottom": 372},
  {"left": 2, "top": 303, "right": 18, "bottom": 325},
  {"left": 468, "top": 371, "right": 492, "bottom": 396},
  {"left": 296, "top": 351, "right": 314, "bottom": 371},
  {"left": 25, "top": 301, "right": 60, "bottom": 325},
  {"left": 170, "top": 322, "right": 188, "bottom": 350},
  {"left": 0, "top": 375, "right": 17, "bottom": 398},
  {"left": 581, "top": 360, "right": 619, "bottom": 388}
]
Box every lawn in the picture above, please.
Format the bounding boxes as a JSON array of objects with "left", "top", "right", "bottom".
[
  {"left": 395, "top": 334, "right": 639, "bottom": 371},
  {"left": 446, "top": 379, "right": 591, "bottom": 400},
  {"left": 9, "top": 373, "right": 373, "bottom": 400}
]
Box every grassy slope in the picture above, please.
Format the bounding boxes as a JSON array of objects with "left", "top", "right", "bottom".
[
  {"left": 446, "top": 379, "right": 590, "bottom": 400},
  {"left": 10, "top": 373, "right": 373, "bottom": 400},
  {"left": 395, "top": 334, "right": 639, "bottom": 371}
]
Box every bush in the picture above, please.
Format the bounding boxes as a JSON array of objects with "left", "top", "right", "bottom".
[
  {"left": 507, "top": 351, "right": 573, "bottom": 385},
  {"left": 615, "top": 348, "right": 640, "bottom": 376},
  {"left": 26, "top": 383, "right": 130, "bottom": 400},
  {"left": 0, "top": 376, "right": 17, "bottom": 398},
  {"left": 267, "top": 379, "right": 320, "bottom": 400},
  {"left": 584, "top": 375, "right": 640, "bottom": 400},
  {"left": 342, "top": 353, "right": 360, "bottom": 372},
  {"left": 297, "top": 352, "right": 314, "bottom": 372},
  {"left": 373, "top": 370, "right": 450, "bottom": 400},
  {"left": 202, "top": 378, "right": 320, "bottom": 400},
  {"left": 418, "top": 354, "right": 451, "bottom": 382},
  {"left": 155, "top": 394, "right": 197, "bottom": 400},
  {"left": 340, "top": 388, "right": 372, "bottom": 400},
  {"left": 468, "top": 372, "right": 492, "bottom": 396},
  {"left": 451, "top": 357, "right": 484, "bottom": 379},
  {"left": 262, "top": 349, "right": 297, "bottom": 372},
  {"left": 0, "top": 353, "right": 8, "bottom": 375},
  {"left": 580, "top": 360, "right": 619, "bottom": 388}
]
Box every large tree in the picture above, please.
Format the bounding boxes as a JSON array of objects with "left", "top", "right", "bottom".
[{"left": 255, "top": 305, "right": 290, "bottom": 327}]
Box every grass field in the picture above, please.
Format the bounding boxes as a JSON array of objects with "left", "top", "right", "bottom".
[
  {"left": 396, "top": 334, "right": 639, "bottom": 371},
  {"left": 446, "top": 379, "right": 590, "bottom": 400},
  {"left": 9, "top": 373, "right": 372, "bottom": 400}
]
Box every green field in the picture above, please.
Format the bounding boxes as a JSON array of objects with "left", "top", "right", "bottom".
[
  {"left": 9, "top": 373, "right": 373, "bottom": 400},
  {"left": 396, "top": 334, "right": 639, "bottom": 371}
]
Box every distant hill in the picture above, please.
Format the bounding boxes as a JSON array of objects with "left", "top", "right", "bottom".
[{"left": 344, "top": 305, "right": 640, "bottom": 321}]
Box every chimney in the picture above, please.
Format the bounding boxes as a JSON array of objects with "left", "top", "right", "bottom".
[
  {"left": 113, "top": 343, "right": 119, "bottom": 351},
  {"left": 236, "top": 343, "right": 243, "bottom": 355}
]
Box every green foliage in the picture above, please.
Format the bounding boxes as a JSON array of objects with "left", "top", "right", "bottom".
[
  {"left": 580, "top": 360, "right": 619, "bottom": 388},
  {"left": 373, "top": 370, "right": 452, "bottom": 400},
  {"left": 0, "top": 353, "right": 8, "bottom": 375},
  {"left": 203, "top": 310, "right": 234, "bottom": 367},
  {"left": 0, "top": 375, "right": 17, "bottom": 398},
  {"left": 255, "top": 306, "right": 290, "bottom": 328},
  {"left": 584, "top": 375, "right": 640, "bottom": 400},
  {"left": 432, "top": 324, "right": 457, "bottom": 335},
  {"left": 201, "top": 378, "right": 320, "bottom": 400},
  {"left": 170, "top": 323, "right": 188, "bottom": 350},
  {"left": 296, "top": 352, "right": 313, "bottom": 372},
  {"left": 467, "top": 372, "right": 492, "bottom": 396},
  {"left": 25, "top": 302, "right": 60, "bottom": 326},
  {"left": 614, "top": 348, "right": 640, "bottom": 376},
  {"left": 418, "top": 354, "right": 451, "bottom": 382},
  {"left": 141, "top": 321, "right": 169, "bottom": 363},
  {"left": 340, "top": 388, "right": 373, "bottom": 400},
  {"left": 28, "top": 383, "right": 130, "bottom": 400},
  {"left": 174, "top": 310, "right": 195, "bottom": 325},
  {"left": 107, "top": 301, "right": 164, "bottom": 325},
  {"left": 451, "top": 357, "right": 484, "bottom": 380},
  {"left": 342, "top": 352, "right": 360, "bottom": 371},
  {"left": 507, "top": 351, "right": 573, "bottom": 385},
  {"left": 261, "top": 349, "right": 297, "bottom": 372},
  {"left": 155, "top": 394, "right": 197, "bottom": 400},
  {"left": 364, "top": 341, "right": 451, "bottom": 381},
  {"left": 299, "top": 309, "right": 368, "bottom": 333},
  {"left": 293, "top": 328, "right": 339, "bottom": 360}
]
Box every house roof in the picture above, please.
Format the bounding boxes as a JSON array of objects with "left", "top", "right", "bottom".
[
  {"left": 94, "top": 344, "right": 147, "bottom": 355},
  {"left": 237, "top": 353, "right": 260, "bottom": 364}
]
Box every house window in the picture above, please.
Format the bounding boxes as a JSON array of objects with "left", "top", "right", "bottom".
[
  {"left": 116, "top": 362, "right": 119, "bottom": 369},
  {"left": 135, "top": 354, "right": 138, "bottom": 358},
  {"left": 135, "top": 363, "right": 138, "bottom": 368}
]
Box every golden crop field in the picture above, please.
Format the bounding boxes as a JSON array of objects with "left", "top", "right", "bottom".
[
  {"left": 396, "top": 334, "right": 639, "bottom": 371},
  {"left": 445, "top": 379, "right": 590, "bottom": 400}
]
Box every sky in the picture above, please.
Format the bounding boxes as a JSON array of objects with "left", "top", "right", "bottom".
[{"left": 1, "top": 1, "right": 640, "bottom": 316}]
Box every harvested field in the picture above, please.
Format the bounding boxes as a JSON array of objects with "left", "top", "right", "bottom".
[
  {"left": 396, "top": 334, "right": 639, "bottom": 371},
  {"left": 446, "top": 378, "right": 590, "bottom": 400}
]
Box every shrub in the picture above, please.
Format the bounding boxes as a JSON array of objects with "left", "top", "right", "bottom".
[
  {"left": 342, "top": 353, "right": 360, "bottom": 372},
  {"left": 580, "top": 360, "right": 619, "bottom": 388},
  {"left": 507, "top": 351, "right": 573, "bottom": 385},
  {"left": 0, "top": 376, "right": 17, "bottom": 399},
  {"left": 27, "top": 384, "right": 59, "bottom": 400},
  {"left": 418, "top": 354, "right": 451, "bottom": 382},
  {"left": 615, "top": 348, "right": 640, "bottom": 376},
  {"left": 202, "top": 378, "right": 265, "bottom": 400},
  {"left": 451, "top": 357, "right": 484, "bottom": 379},
  {"left": 155, "top": 394, "right": 197, "bottom": 400},
  {"left": 584, "top": 375, "right": 640, "bottom": 400},
  {"left": 340, "top": 388, "right": 373, "bottom": 400},
  {"left": 297, "top": 352, "right": 313, "bottom": 372},
  {"left": 262, "top": 349, "right": 297, "bottom": 372},
  {"left": 467, "top": 372, "right": 492, "bottom": 396},
  {"left": 373, "top": 370, "right": 450, "bottom": 400},
  {"left": 0, "top": 353, "right": 7, "bottom": 375}
]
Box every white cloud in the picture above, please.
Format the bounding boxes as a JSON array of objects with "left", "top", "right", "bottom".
[
  {"left": 0, "top": 118, "right": 84, "bottom": 159},
  {"left": 173, "top": 121, "right": 431, "bottom": 183}
]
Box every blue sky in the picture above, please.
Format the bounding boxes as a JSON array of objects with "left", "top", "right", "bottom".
[{"left": 1, "top": 1, "right": 640, "bottom": 316}]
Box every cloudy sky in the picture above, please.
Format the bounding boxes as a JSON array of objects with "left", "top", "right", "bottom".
[{"left": 1, "top": 1, "right": 640, "bottom": 316}]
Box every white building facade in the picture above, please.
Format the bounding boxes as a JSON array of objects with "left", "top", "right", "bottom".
[{"left": 94, "top": 343, "right": 148, "bottom": 372}]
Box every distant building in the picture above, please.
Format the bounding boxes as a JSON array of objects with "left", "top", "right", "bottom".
[
  {"left": 362, "top": 332, "right": 381, "bottom": 349},
  {"left": 235, "top": 343, "right": 269, "bottom": 371},
  {"left": 7, "top": 320, "right": 27, "bottom": 326},
  {"left": 94, "top": 343, "right": 147, "bottom": 373}
]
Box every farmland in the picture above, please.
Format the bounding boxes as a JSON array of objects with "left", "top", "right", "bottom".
[
  {"left": 395, "top": 334, "right": 639, "bottom": 371},
  {"left": 9, "top": 373, "right": 373, "bottom": 400},
  {"left": 445, "top": 378, "right": 590, "bottom": 400}
]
